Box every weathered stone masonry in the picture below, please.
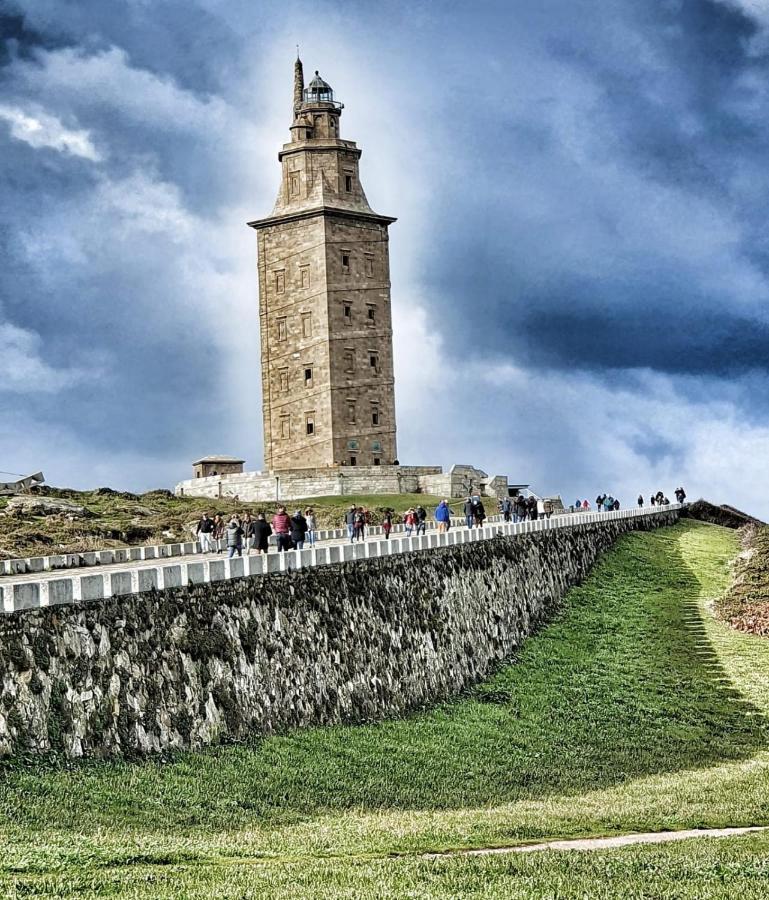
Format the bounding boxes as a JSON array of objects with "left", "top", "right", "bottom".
[{"left": 0, "top": 511, "right": 677, "bottom": 758}]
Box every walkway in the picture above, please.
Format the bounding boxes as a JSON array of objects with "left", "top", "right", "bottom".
[{"left": 0, "top": 505, "right": 682, "bottom": 613}]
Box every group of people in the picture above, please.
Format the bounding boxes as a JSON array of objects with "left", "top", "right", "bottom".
[
  {"left": 196, "top": 507, "right": 318, "bottom": 557},
  {"left": 497, "top": 495, "right": 554, "bottom": 522},
  {"left": 640, "top": 487, "right": 686, "bottom": 507},
  {"left": 591, "top": 494, "right": 621, "bottom": 512}
]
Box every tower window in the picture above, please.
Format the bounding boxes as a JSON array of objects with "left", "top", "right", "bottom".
[
  {"left": 305, "top": 414, "right": 315, "bottom": 436},
  {"left": 347, "top": 400, "right": 356, "bottom": 424},
  {"left": 341, "top": 251, "right": 350, "bottom": 271},
  {"left": 300, "top": 266, "right": 310, "bottom": 289},
  {"left": 289, "top": 172, "right": 300, "bottom": 196},
  {"left": 365, "top": 255, "right": 374, "bottom": 277},
  {"left": 278, "top": 367, "right": 289, "bottom": 393},
  {"left": 275, "top": 270, "right": 285, "bottom": 293},
  {"left": 349, "top": 456, "right": 357, "bottom": 467},
  {"left": 277, "top": 317, "right": 287, "bottom": 341},
  {"left": 345, "top": 174, "right": 353, "bottom": 192},
  {"left": 304, "top": 366, "right": 313, "bottom": 387},
  {"left": 343, "top": 303, "right": 352, "bottom": 324},
  {"left": 301, "top": 313, "right": 312, "bottom": 338},
  {"left": 343, "top": 350, "right": 355, "bottom": 373},
  {"left": 369, "top": 351, "right": 379, "bottom": 372},
  {"left": 371, "top": 405, "right": 380, "bottom": 426},
  {"left": 373, "top": 458, "right": 381, "bottom": 466},
  {"left": 280, "top": 416, "right": 290, "bottom": 439},
  {"left": 367, "top": 305, "right": 376, "bottom": 325}
]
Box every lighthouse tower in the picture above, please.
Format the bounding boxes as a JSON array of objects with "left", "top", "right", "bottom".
[{"left": 248, "top": 59, "right": 398, "bottom": 471}]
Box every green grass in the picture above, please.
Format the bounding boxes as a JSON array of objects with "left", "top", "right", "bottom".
[
  {"left": 2, "top": 520, "right": 769, "bottom": 896},
  {"left": 0, "top": 489, "right": 457, "bottom": 558}
]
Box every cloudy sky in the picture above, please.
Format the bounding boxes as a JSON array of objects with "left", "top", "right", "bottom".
[{"left": 1, "top": 0, "right": 769, "bottom": 513}]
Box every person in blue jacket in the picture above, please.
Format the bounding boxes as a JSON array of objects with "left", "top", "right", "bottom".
[{"left": 435, "top": 499, "right": 451, "bottom": 533}]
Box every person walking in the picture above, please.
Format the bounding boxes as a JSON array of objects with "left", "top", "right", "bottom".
[
  {"left": 353, "top": 507, "right": 366, "bottom": 542},
  {"left": 382, "top": 510, "right": 393, "bottom": 539},
  {"left": 463, "top": 497, "right": 474, "bottom": 529},
  {"left": 242, "top": 512, "right": 254, "bottom": 555},
  {"left": 212, "top": 513, "right": 225, "bottom": 553},
  {"left": 345, "top": 506, "right": 356, "bottom": 542},
  {"left": 304, "top": 507, "right": 317, "bottom": 546},
  {"left": 474, "top": 499, "right": 486, "bottom": 527},
  {"left": 225, "top": 517, "right": 244, "bottom": 559},
  {"left": 272, "top": 506, "right": 292, "bottom": 552},
  {"left": 637, "top": 494, "right": 644, "bottom": 507},
  {"left": 196, "top": 512, "right": 215, "bottom": 553},
  {"left": 502, "top": 497, "right": 512, "bottom": 522},
  {"left": 403, "top": 508, "right": 416, "bottom": 536},
  {"left": 251, "top": 513, "right": 272, "bottom": 554},
  {"left": 415, "top": 505, "right": 427, "bottom": 536},
  {"left": 435, "top": 499, "right": 451, "bottom": 533},
  {"left": 290, "top": 509, "right": 308, "bottom": 550}
]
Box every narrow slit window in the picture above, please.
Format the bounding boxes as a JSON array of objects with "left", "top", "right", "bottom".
[
  {"left": 371, "top": 406, "right": 380, "bottom": 426},
  {"left": 345, "top": 174, "right": 353, "bottom": 192},
  {"left": 344, "top": 350, "right": 355, "bottom": 373},
  {"left": 305, "top": 414, "right": 315, "bottom": 436},
  {"left": 280, "top": 416, "right": 290, "bottom": 439},
  {"left": 275, "top": 271, "right": 285, "bottom": 294},
  {"left": 367, "top": 305, "right": 376, "bottom": 325},
  {"left": 278, "top": 368, "right": 289, "bottom": 393},
  {"left": 369, "top": 352, "right": 379, "bottom": 371},
  {"left": 343, "top": 303, "right": 352, "bottom": 324},
  {"left": 365, "top": 255, "right": 374, "bottom": 277},
  {"left": 301, "top": 313, "right": 312, "bottom": 338},
  {"left": 277, "top": 317, "right": 287, "bottom": 341},
  {"left": 304, "top": 366, "right": 313, "bottom": 387},
  {"left": 341, "top": 252, "right": 350, "bottom": 271}
]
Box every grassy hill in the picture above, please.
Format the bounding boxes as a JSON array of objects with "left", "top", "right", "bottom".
[
  {"left": 0, "top": 520, "right": 768, "bottom": 896},
  {"left": 0, "top": 487, "right": 458, "bottom": 559}
]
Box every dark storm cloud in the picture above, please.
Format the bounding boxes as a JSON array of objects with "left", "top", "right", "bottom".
[{"left": 416, "top": 0, "right": 769, "bottom": 382}]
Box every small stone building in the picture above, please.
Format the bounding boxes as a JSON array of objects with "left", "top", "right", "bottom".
[{"left": 192, "top": 457, "right": 245, "bottom": 479}]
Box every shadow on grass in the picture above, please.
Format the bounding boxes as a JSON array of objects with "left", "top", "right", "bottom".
[{"left": 0, "top": 522, "right": 765, "bottom": 830}]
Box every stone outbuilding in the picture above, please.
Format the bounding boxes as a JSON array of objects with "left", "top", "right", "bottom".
[{"left": 192, "top": 457, "right": 245, "bottom": 479}]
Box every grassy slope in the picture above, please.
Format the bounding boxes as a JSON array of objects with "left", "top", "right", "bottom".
[
  {"left": 0, "top": 489, "right": 458, "bottom": 558},
  {"left": 2, "top": 520, "right": 769, "bottom": 897},
  {"left": 717, "top": 525, "right": 769, "bottom": 636}
]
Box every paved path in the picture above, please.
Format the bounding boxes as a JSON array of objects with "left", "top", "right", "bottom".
[{"left": 423, "top": 825, "right": 768, "bottom": 858}]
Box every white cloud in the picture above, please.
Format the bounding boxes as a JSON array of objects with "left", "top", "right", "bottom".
[
  {"left": 8, "top": 46, "right": 230, "bottom": 133},
  {"left": 0, "top": 323, "right": 93, "bottom": 393},
  {"left": 0, "top": 103, "right": 102, "bottom": 160}
]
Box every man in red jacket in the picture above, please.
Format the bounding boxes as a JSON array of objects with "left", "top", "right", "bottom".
[{"left": 271, "top": 506, "right": 292, "bottom": 552}]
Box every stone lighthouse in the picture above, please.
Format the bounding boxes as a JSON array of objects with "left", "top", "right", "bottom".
[{"left": 248, "top": 58, "right": 398, "bottom": 471}]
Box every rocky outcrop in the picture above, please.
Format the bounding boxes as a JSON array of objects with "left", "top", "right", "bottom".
[{"left": 0, "top": 511, "right": 677, "bottom": 759}]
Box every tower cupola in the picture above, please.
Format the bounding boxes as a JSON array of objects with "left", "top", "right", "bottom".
[{"left": 304, "top": 71, "right": 335, "bottom": 104}]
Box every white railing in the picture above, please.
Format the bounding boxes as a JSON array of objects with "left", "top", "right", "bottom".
[{"left": 0, "top": 504, "right": 682, "bottom": 613}]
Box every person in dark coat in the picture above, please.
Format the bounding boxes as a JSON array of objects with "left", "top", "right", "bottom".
[
  {"left": 290, "top": 510, "right": 308, "bottom": 549},
  {"left": 637, "top": 494, "right": 644, "bottom": 507},
  {"left": 463, "top": 497, "right": 474, "bottom": 529},
  {"left": 415, "top": 505, "right": 427, "bottom": 535},
  {"left": 250, "top": 513, "right": 272, "bottom": 554},
  {"left": 474, "top": 499, "right": 486, "bottom": 526}
]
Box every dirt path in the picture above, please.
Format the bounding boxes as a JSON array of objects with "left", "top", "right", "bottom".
[{"left": 423, "top": 826, "right": 768, "bottom": 857}]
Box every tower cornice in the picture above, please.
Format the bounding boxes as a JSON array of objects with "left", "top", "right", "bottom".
[{"left": 247, "top": 205, "right": 397, "bottom": 231}]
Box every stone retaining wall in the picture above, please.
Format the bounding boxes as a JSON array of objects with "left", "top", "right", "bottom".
[{"left": 0, "top": 510, "right": 678, "bottom": 758}]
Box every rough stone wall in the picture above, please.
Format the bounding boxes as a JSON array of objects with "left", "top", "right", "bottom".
[{"left": 0, "top": 512, "right": 677, "bottom": 759}]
